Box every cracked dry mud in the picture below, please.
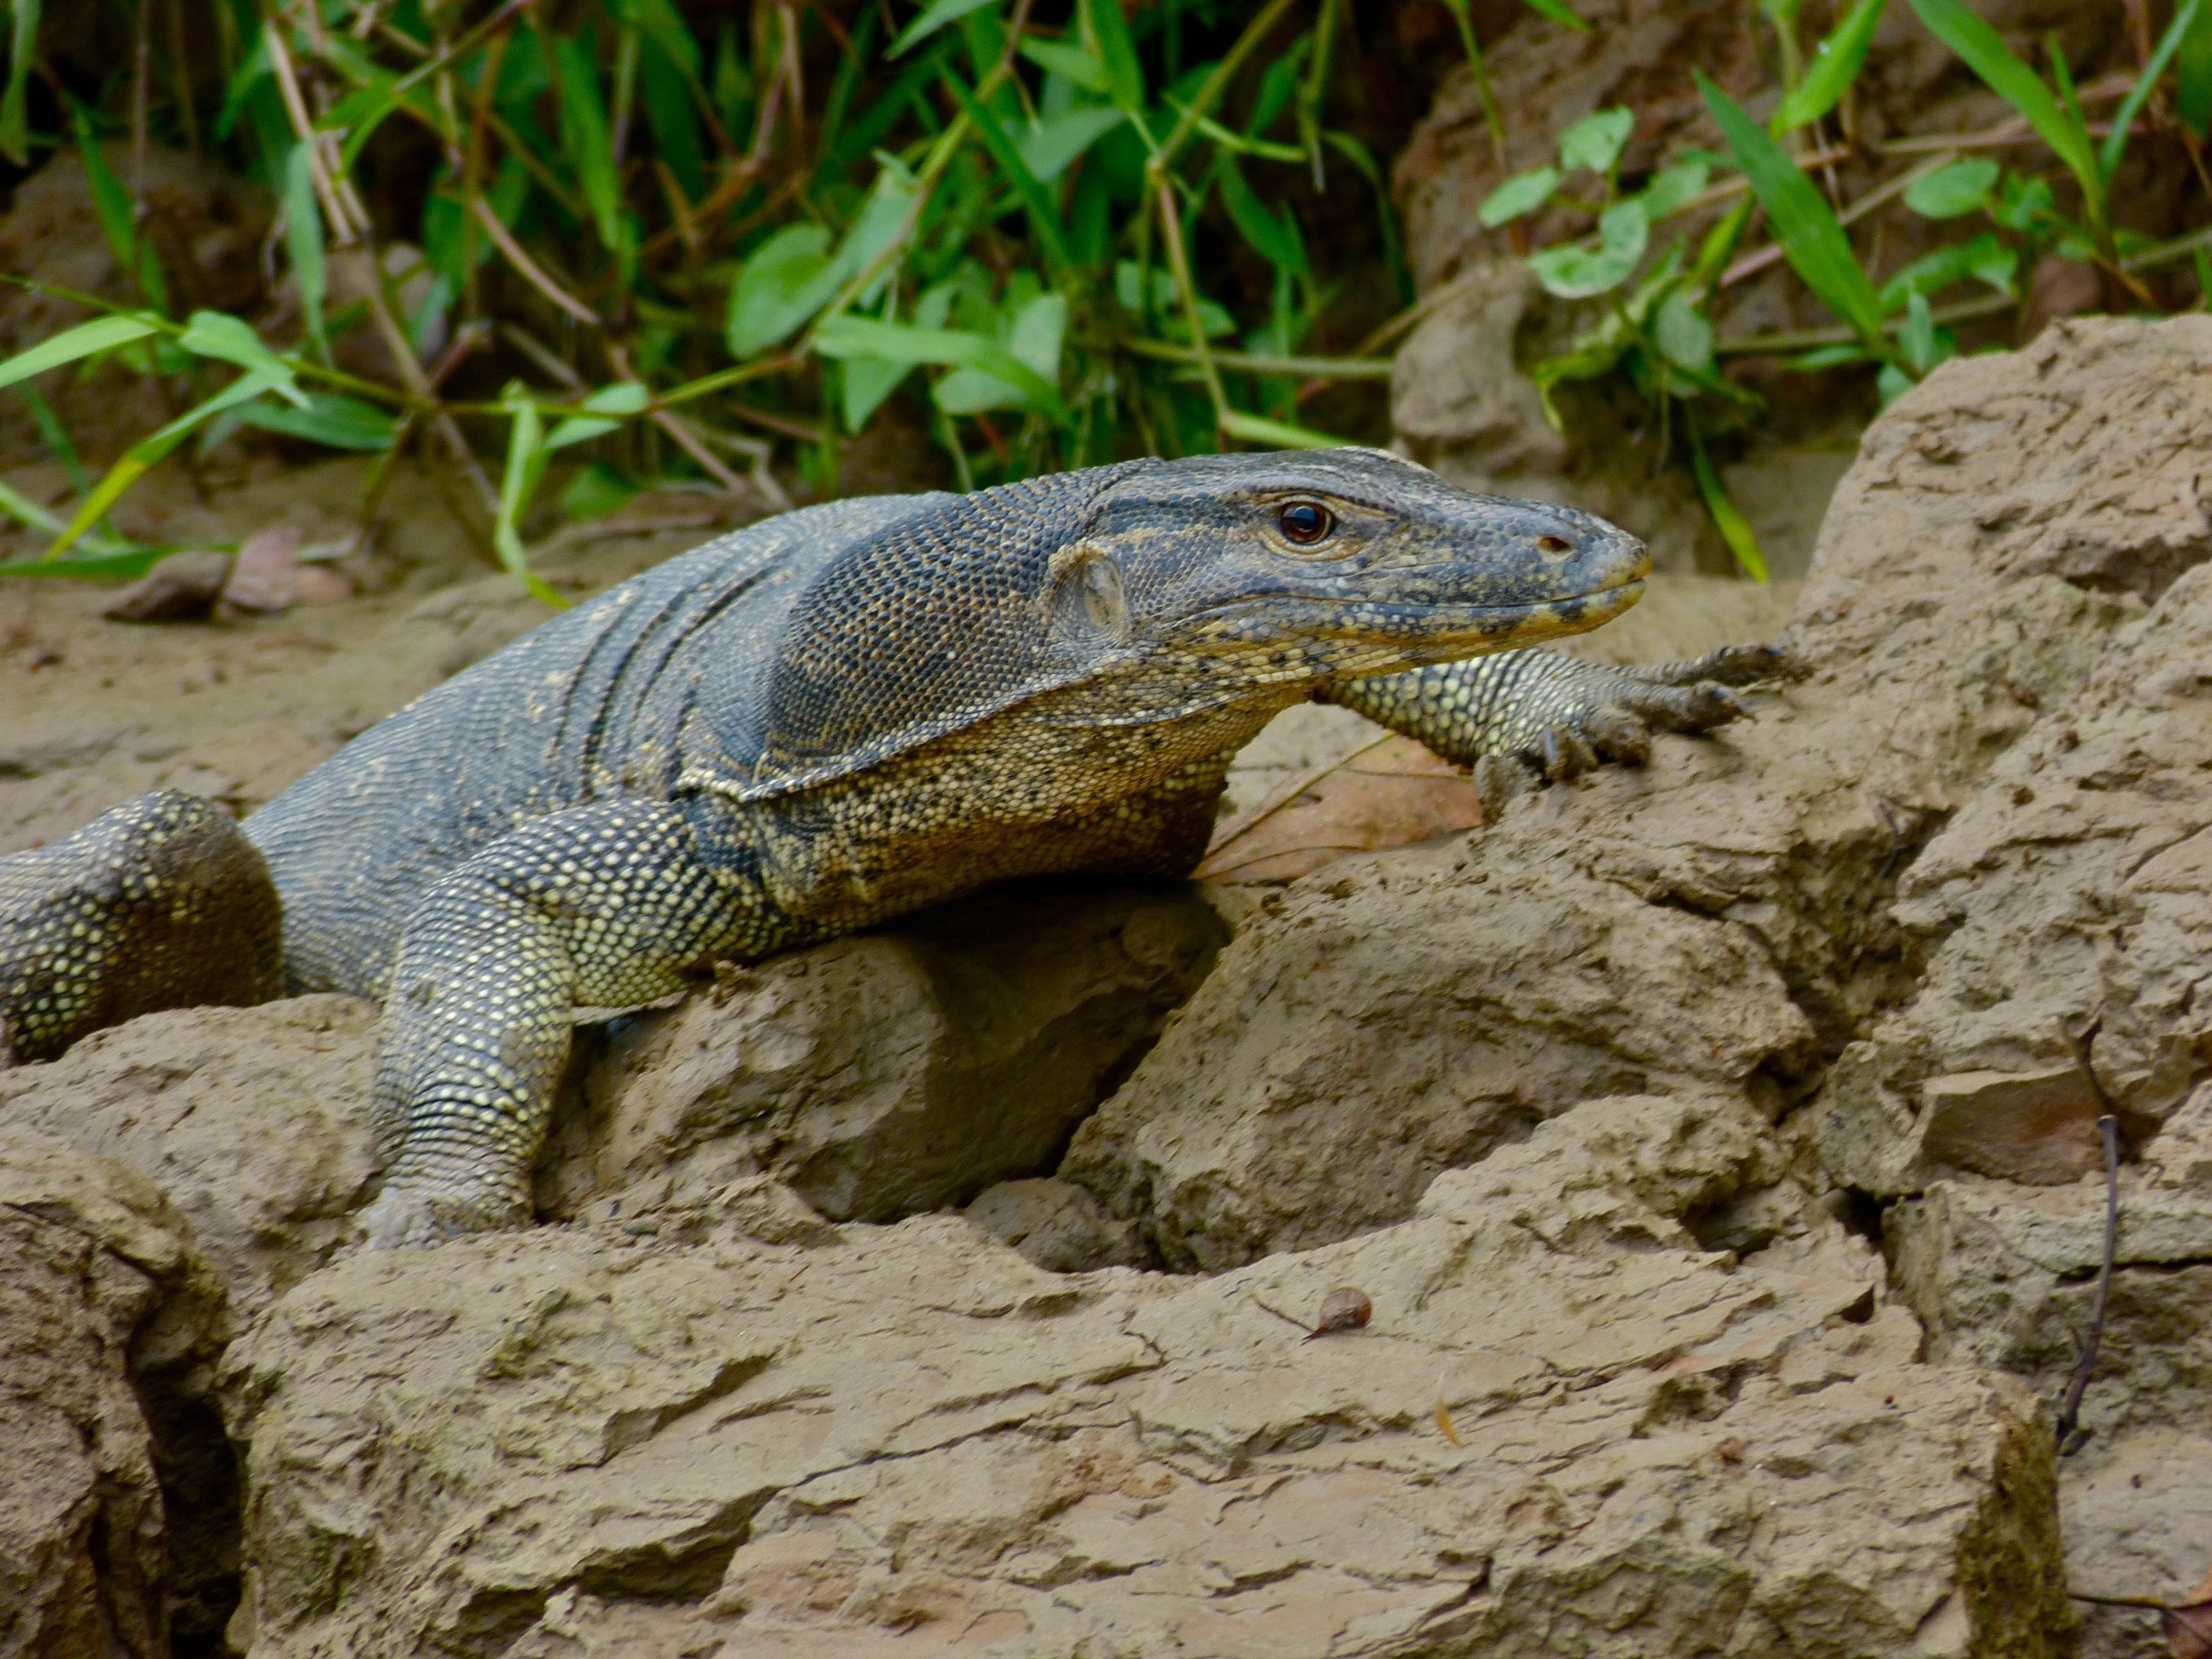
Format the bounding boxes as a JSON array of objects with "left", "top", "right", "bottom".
[{"left": 3, "top": 316, "right": 2211, "bottom": 1657}]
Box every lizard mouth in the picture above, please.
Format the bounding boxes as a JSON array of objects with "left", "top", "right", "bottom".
[{"left": 1194, "top": 573, "right": 1647, "bottom": 649}]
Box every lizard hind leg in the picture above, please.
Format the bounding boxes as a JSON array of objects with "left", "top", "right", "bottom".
[{"left": 0, "top": 789, "right": 284, "bottom": 1065}]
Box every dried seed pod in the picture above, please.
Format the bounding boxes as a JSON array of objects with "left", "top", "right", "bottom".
[{"left": 1305, "top": 1286, "right": 1373, "bottom": 1339}]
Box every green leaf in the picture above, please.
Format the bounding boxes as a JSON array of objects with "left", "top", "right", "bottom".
[
  {"left": 1015, "top": 104, "right": 1126, "bottom": 182},
  {"left": 727, "top": 223, "right": 839, "bottom": 357},
  {"left": 815, "top": 314, "right": 1069, "bottom": 421},
  {"left": 638, "top": 32, "right": 706, "bottom": 200},
  {"left": 0, "top": 546, "right": 181, "bottom": 581},
  {"left": 1876, "top": 361, "right": 1914, "bottom": 406},
  {"left": 1019, "top": 36, "right": 1109, "bottom": 91},
  {"left": 1900, "top": 290, "right": 1936, "bottom": 373},
  {"left": 494, "top": 388, "right": 566, "bottom": 608},
  {"left": 545, "top": 380, "right": 651, "bottom": 451},
  {"left": 1084, "top": 0, "right": 1146, "bottom": 114},
  {"left": 0, "top": 0, "right": 38, "bottom": 165},
  {"left": 1653, "top": 291, "right": 1714, "bottom": 372},
  {"left": 1687, "top": 418, "right": 1768, "bottom": 582},
  {"left": 1904, "top": 0, "right": 2097, "bottom": 210},
  {"left": 2183, "top": 0, "right": 2212, "bottom": 137},
  {"left": 833, "top": 156, "right": 926, "bottom": 307},
  {"left": 1774, "top": 0, "right": 1887, "bottom": 131},
  {"left": 2102, "top": 0, "right": 2200, "bottom": 186},
  {"left": 1993, "top": 170, "right": 2056, "bottom": 232},
  {"left": 1558, "top": 107, "right": 1635, "bottom": 176},
  {"left": 0, "top": 315, "right": 159, "bottom": 394},
  {"left": 1215, "top": 153, "right": 1308, "bottom": 275},
  {"left": 620, "top": 0, "right": 702, "bottom": 77},
  {"left": 1903, "top": 157, "right": 1999, "bottom": 217},
  {"left": 561, "top": 461, "right": 639, "bottom": 523},
  {"left": 943, "top": 76, "right": 1072, "bottom": 275},
  {"left": 1479, "top": 165, "right": 1562, "bottom": 227},
  {"left": 1633, "top": 157, "right": 1710, "bottom": 220},
  {"left": 891, "top": 0, "right": 997, "bottom": 58},
  {"left": 1218, "top": 409, "right": 1357, "bottom": 450},
  {"left": 1697, "top": 73, "right": 1889, "bottom": 357},
  {"left": 178, "top": 312, "right": 308, "bottom": 406},
  {"left": 71, "top": 98, "right": 167, "bottom": 314},
  {"left": 283, "top": 145, "right": 328, "bottom": 361},
  {"left": 1528, "top": 199, "right": 1648, "bottom": 299},
  {"left": 1788, "top": 343, "right": 1872, "bottom": 370},
  {"left": 1880, "top": 231, "right": 2016, "bottom": 308},
  {"left": 237, "top": 393, "right": 398, "bottom": 451},
  {"left": 48, "top": 368, "right": 286, "bottom": 558},
  {"left": 840, "top": 353, "right": 912, "bottom": 432},
  {"left": 1517, "top": 0, "right": 1589, "bottom": 29},
  {"left": 551, "top": 33, "right": 622, "bottom": 251}
]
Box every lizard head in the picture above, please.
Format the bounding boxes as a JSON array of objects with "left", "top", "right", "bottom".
[{"left": 1048, "top": 447, "right": 1648, "bottom": 691}]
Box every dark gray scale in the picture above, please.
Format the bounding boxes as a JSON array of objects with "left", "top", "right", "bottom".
[{"left": 0, "top": 448, "right": 1782, "bottom": 1247}]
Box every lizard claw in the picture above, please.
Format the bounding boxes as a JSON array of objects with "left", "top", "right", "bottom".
[
  {"left": 356, "top": 1180, "right": 530, "bottom": 1250},
  {"left": 1502, "top": 642, "right": 1785, "bottom": 791}
]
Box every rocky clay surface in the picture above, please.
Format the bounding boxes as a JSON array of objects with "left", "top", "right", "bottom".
[{"left": 4, "top": 317, "right": 2212, "bottom": 1657}]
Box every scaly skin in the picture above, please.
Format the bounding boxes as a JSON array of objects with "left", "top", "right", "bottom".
[{"left": 0, "top": 450, "right": 1779, "bottom": 1245}]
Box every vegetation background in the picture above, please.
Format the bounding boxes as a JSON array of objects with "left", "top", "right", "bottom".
[{"left": 0, "top": 0, "right": 2205, "bottom": 596}]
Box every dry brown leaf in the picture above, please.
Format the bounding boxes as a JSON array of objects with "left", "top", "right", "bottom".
[
  {"left": 2164, "top": 1559, "right": 2212, "bottom": 1658},
  {"left": 1433, "top": 1395, "right": 1463, "bottom": 1448},
  {"left": 1196, "top": 735, "right": 1484, "bottom": 884}
]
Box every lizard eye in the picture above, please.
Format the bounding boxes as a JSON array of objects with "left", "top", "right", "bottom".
[{"left": 1279, "top": 502, "right": 1334, "bottom": 545}]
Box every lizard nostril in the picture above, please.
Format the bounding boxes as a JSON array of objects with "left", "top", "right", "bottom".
[{"left": 1537, "top": 535, "right": 1572, "bottom": 554}]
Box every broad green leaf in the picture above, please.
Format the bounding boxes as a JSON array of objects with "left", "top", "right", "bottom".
[
  {"left": 0, "top": 315, "right": 159, "bottom": 394},
  {"left": 815, "top": 314, "right": 1068, "bottom": 421},
  {"left": 283, "top": 145, "right": 328, "bottom": 361},
  {"left": 840, "top": 353, "right": 912, "bottom": 432},
  {"left": 1994, "top": 170, "right": 2056, "bottom": 231},
  {"left": 1905, "top": 0, "right": 2096, "bottom": 206},
  {"left": 1773, "top": 0, "right": 1887, "bottom": 131},
  {"left": 1084, "top": 0, "right": 1146, "bottom": 114},
  {"left": 1634, "top": 157, "right": 1710, "bottom": 220},
  {"left": 1019, "top": 37, "right": 1109, "bottom": 91},
  {"left": 727, "top": 223, "right": 839, "bottom": 357},
  {"left": 178, "top": 312, "right": 308, "bottom": 406},
  {"left": 1789, "top": 342, "right": 1872, "bottom": 371},
  {"left": 2183, "top": 0, "right": 2212, "bottom": 137},
  {"left": 48, "top": 369, "right": 285, "bottom": 558},
  {"left": 1479, "top": 165, "right": 1562, "bottom": 227},
  {"left": 1114, "top": 262, "right": 1234, "bottom": 336},
  {"left": 1653, "top": 291, "right": 1714, "bottom": 372},
  {"left": 1903, "top": 157, "right": 1999, "bottom": 217},
  {"left": 1528, "top": 199, "right": 1648, "bottom": 299},
  {"left": 1880, "top": 231, "right": 2016, "bottom": 309},
  {"left": 1687, "top": 418, "right": 1767, "bottom": 582},
  {"left": 0, "top": 0, "right": 38, "bottom": 164},
  {"left": 2103, "top": 0, "right": 2201, "bottom": 185},
  {"left": 835, "top": 156, "right": 927, "bottom": 304},
  {"left": 891, "top": 0, "right": 997, "bottom": 58},
  {"left": 546, "top": 381, "right": 651, "bottom": 450},
  {"left": 1518, "top": 0, "right": 1589, "bottom": 29},
  {"left": 1876, "top": 362, "right": 1914, "bottom": 406},
  {"left": 238, "top": 393, "right": 398, "bottom": 451},
  {"left": 561, "top": 461, "right": 639, "bottom": 523},
  {"left": 494, "top": 389, "right": 566, "bottom": 608},
  {"left": 1698, "top": 73, "right": 1888, "bottom": 356},
  {"left": 1015, "top": 104, "right": 1126, "bottom": 182},
  {"left": 1898, "top": 291, "right": 1957, "bottom": 376},
  {"left": 1558, "top": 107, "right": 1635, "bottom": 176},
  {"left": 551, "top": 34, "right": 622, "bottom": 250}
]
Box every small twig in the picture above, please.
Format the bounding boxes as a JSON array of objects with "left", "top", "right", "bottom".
[
  {"left": 471, "top": 198, "right": 602, "bottom": 327},
  {"left": 2070, "top": 1589, "right": 2184, "bottom": 1611},
  {"left": 2052, "top": 1112, "right": 2121, "bottom": 1453}
]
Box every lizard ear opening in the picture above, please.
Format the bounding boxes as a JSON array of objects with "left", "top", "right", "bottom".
[{"left": 1046, "top": 546, "right": 1130, "bottom": 650}]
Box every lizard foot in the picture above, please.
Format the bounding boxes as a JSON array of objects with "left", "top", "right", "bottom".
[
  {"left": 356, "top": 1181, "right": 531, "bottom": 1250},
  {"left": 1477, "top": 642, "right": 1792, "bottom": 802}
]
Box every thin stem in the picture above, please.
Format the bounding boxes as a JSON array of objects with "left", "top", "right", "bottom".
[
  {"left": 1148, "top": 0, "right": 1301, "bottom": 181},
  {"left": 1116, "top": 337, "right": 1393, "bottom": 379},
  {"left": 2052, "top": 1113, "right": 2122, "bottom": 1453},
  {"left": 1154, "top": 178, "right": 1227, "bottom": 425}
]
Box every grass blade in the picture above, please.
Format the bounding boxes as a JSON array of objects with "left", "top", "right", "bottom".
[
  {"left": 1218, "top": 409, "right": 1356, "bottom": 449},
  {"left": 2183, "top": 0, "right": 2212, "bottom": 138},
  {"left": 71, "top": 99, "right": 168, "bottom": 314},
  {"left": 1774, "top": 0, "right": 1886, "bottom": 131},
  {"left": 283, "top": 144, "right": 330, "bottom": 361},
  {"left": 1083, "top": 0, "right": 1146, "bottom": 115},
  {"left": 551, "top": 32, "right": 622, "bottom": 251},
  {"left": 1687, "top": 414, "right": 1768, "bottom": 582},
  {"left": 48, "top": 369, "right": 285, "bottom": 558},
  {"left": 891, "top": 0, "right": 997, "bottom": 59},
  {"left": 494, "top": 389, "right": 566, "bottom": 607},
  {"left": 0, "top": 315, "right": 159, "bottom": 393},
  {"left": 2102, "top": 0, "right": 2200, "bottom": 185},
  {"left": 1905, "top": 0, "right": 2096, "bottom": 204},
  {"left": 0, "top": 0, "right": 38, "bottom": 165},
  {"left": 1698, "top": 72, "right": 1889, "bottom": 357},
  {"left": 941, "top": 72, "right": 1073, "bottom": 275},
  {"left": 1518, "top": 0, "right": 1589, "bottom": 30}
]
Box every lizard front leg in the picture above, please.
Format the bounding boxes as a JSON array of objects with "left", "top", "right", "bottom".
[
  {"left": 1323, "top": 644, "right": 1786, "bottom": 799},
  {"left": 357, "top": 799, "right": 775, "bottom": 1248}
]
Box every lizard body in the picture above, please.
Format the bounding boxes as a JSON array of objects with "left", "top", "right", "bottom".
[{"left": 0, "top": 451, "right": 1772, "bottom": 1243}]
